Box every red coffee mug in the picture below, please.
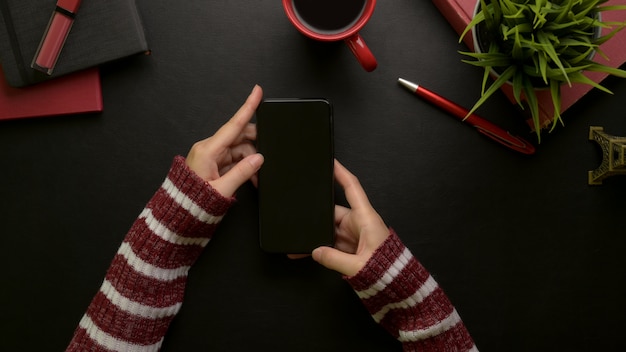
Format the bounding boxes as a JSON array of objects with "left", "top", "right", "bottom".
[{"left": 282, "top": 0, "right": 378, "bottom": 72}]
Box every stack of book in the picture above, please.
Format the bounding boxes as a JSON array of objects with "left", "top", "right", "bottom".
[
  {"left": 0, "top": 0, "right": 150, "bottom": 121},
  {"left": 432, "top": 0, "right": 626, "bottom": 131}
]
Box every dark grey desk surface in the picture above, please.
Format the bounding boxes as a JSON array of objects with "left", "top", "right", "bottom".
[{"left": 2, "top": 1, "right": 626, "bottom": 351}]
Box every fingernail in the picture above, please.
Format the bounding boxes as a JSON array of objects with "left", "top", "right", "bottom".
[
  {"left": 247, "top": 153, "right": 264, "bottom": 170},
  {"left": 312, "top": 248, "right": 321, "bottom": 261}
]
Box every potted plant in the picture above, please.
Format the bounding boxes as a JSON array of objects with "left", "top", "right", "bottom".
[{"left": 459, "top": 0, "right": 626, "bottom": 141}]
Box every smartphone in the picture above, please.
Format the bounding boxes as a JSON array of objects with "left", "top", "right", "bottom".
[{"left": 256, "top": 98, "right": 334, "bottom": 254}]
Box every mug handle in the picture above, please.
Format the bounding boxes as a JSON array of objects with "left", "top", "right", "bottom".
[{"left": 345, "top": 33, "right": 377, "bottom": 72}]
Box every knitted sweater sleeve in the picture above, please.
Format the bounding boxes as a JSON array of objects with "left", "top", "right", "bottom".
[
  {"left": 345, "top": 230, "right": 478, "bottom": 352},
  {"left": 66, "top": 156, "right": 234, "bottom": 352}
]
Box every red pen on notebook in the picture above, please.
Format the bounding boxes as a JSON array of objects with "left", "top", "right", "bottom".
[
  {"left": 31, "top": 0, "right": 83, "bottom": 75},
  {"left": 398, "top": 78, "right": 535, "bottom": 155}
]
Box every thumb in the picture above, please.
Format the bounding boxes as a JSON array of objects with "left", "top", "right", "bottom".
[
  {"left": 312, "top": 246, "right": 360, "bottom": 277},
  {"left": 211, "top": 153, "right": 264, "bottom": 197}
]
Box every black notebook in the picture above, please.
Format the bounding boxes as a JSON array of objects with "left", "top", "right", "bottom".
[{"left": 0, "top": 0, "right": 149, "bottom": 87}]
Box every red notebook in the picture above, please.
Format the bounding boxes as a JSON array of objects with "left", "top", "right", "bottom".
[
  {"left": 432, "top": 0, "right": 626, "bottom": 131},
  {"left": 0, "top": 66, "right": 102, "bottom": 121}
]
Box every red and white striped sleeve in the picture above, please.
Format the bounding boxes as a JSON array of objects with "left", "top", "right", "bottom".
[
  {"left": 345, "top": 230, "right": 478, "bottom": 352},
  {"left": 66, "top": 156, "right": 234, "bottom": 352}
]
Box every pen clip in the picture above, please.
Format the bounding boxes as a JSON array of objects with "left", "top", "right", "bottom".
[{"left": 475, "top": 126, "right": 536, "bottom": 155}]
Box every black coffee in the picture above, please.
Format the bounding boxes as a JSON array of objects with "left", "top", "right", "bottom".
[{"left": 293, "top": 0, "right": 367, "bottom": 34}]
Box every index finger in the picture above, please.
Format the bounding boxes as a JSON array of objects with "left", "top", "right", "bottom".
[
  {"left": 334, "top": 159, "right": 372, "bottom": 210},
  {"left": 212, "top": 85, "right": 263, "bottom": 146}
]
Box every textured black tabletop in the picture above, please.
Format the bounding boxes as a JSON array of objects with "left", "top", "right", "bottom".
[{"left": 2, "top": 1, "right": 626, "bottom": 351}]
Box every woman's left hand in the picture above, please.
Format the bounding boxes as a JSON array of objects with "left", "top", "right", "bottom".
[{"left": 185, "top": 85, "right": 265, "bottom": 197}]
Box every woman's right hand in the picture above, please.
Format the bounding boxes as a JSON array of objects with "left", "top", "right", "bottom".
[{"left": 312, "top": 160, "right": 390, "bottom": 277}]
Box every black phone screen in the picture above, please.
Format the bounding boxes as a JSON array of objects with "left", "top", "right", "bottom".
[{"left": 256, "top": 98, "right": 334, "bottom": 254}]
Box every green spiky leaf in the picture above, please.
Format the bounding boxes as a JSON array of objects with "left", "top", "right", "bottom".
[{"left": 459, "top": 0, "right": 626, "bottom": 141}]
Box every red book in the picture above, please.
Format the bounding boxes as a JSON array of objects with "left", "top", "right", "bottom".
[
  {"left": 0, "top": 66, "right": 102, "bottom": 121},
  {"left": 432, "top": 0, "right": 626, "bottom": 131}
]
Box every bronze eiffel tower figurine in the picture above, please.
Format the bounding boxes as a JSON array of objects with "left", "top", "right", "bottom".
[{"left": 588, "top": 126, "right": 626, "bottom": 185}]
